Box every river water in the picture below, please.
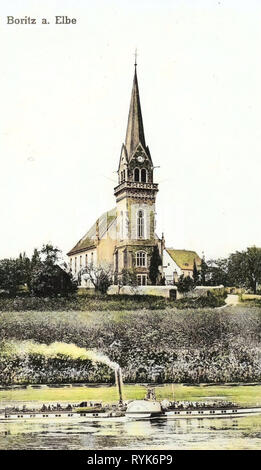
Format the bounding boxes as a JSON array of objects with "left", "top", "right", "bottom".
[{"left": 0, "top": 384, "right": 261, "bottom": 450}]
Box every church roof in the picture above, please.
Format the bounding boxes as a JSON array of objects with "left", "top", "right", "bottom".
[
  {"left": 67, "top": 208, "right": 116, "bottom": 256},
  {"left": 166, "top": 249, "right": 201, "bottom": 270},
  {"left": 125, "top": 67, "right": 146, "bottom": 157}
]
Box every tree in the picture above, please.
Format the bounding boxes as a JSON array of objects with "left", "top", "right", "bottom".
[
  {"left": 30, "top": 244, "right": 77, "bottom": 296},
  {"left": 193, "top": 259, "right": 199, "bottom": 284},
  {"left": 200, "top": 255, "right": 208, "bottom": 286},
  {"left": 160, "top": 275, "right": 166, "bottom": 286},
  {"left": 207, "top": 258, "right": 229, "bottom": 286},
  {"left": 80, "top": 263, "right": 113, "bottom": 294},
  {"left": 228, "top": 246, "right": 261, "bottom": 294},
  {"left": 0, "top": 258, "right": 24, "bottom": 295},
  {"left": 115, "top": 268, "right": 138, "bottom": 293},
  {"left": 149, "top": 245, "right": 162, "bottom": 285},
  {"left": 18, "top": 252, "right": 32, "bottom": 291},
  {"left": 177, "top": 274, "right": 194, "bottom": 293},
  {"left": 121, "top": 268, "right": 137, "bottom": 287}
]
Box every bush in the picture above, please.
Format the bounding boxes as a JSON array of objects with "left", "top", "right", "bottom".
[
  {"left": 0, "top": 305, "right": 261, "bottom": 384},
  {"left": 177, "top": 275, "right": 194, "bottom": 293}
]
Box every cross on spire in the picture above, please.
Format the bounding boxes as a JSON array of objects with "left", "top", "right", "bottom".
[
  {"left": 134, "top": 49, "right": 138, "bottom": 68},
  {"left": 125, "top": 57, "right": 146, "bottom": 156}
]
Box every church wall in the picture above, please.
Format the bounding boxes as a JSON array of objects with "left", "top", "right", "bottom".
[
  {"left": 116, "top": 197, "right": 156, "bottom": 243},
  {"left": 69, "top": 248, "right": 97, "bottom": 287},
  {"left": 116, "top": 198, "right": 129, "bottom": 241},
  {"left": 97, "top": 235, "right": 116, "bottom": 270},
  {"left": 128, "top": 199, "right": 155, "bottom": 241},
  {"left": 75, "top": 222, "right": 117, "bottom": 287}
]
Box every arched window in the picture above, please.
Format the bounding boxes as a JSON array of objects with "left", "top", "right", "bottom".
[
  {"left": 85, "top": 254, "right": 88, "bottom": 266},
  {"left": 137, "top": 209, "right": 145, "bottom": 238},
  {"left": 134, "top": 168, "right": 140, "bottom": 182},
  {"left": 115, "top": 250, "right": 118, "bottom": 272},
  {"left": 141, "top": 168, "right": 147, "bottom": 182},
  {"left": 123, "top": 249, "right": 127, "bottom": 267},
  {"left": 136, "top": 251, "right": 146, "bottom": 267},
  {"left": 121, "top": 170, "right": 126, "bottom": 182}
]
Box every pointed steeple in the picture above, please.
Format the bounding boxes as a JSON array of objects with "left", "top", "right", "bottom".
[{"left": 125, "top": 66, "right": 146, "bottom": 158}]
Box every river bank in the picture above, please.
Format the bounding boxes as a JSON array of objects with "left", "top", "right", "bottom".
[{"left": 0, "top": 382, "right": 260, "bottom": 406}]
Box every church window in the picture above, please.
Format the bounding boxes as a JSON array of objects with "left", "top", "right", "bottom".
[
  {"left": 115, "top": 250, "right": 118, "bottom": 272},
  {"left": 123, "top": 250, "right": 127, "bottom": 268},
  {"left": 137, "top": 274, "right": 147, "bottom": 285},
  {"left": 141, "top": 168, "right": 147, "bottom": 183},
  {"left": 136, "top": 251, "right": 146, "bottom": 267},
  {"left": 74, "top": 257, "right": 77, "bottom": 273},
  {"left": 70, "top": 258, "right": 72, "bottom": 270},
  {"left": 80, "top": 256, "right": 82, "bottom": 269},
  {"left": 91, "top": 252, "right": 94, "bottom": 265},
  {"left": 121, "top": 170, "right": 126, "bottom": 183},
  {"left": 137, "top": 209, "right": 145, "bottom": 238},
  {"left": 85, "top": 254, "right": 88, "bottom": 266},
  {"left": 134, "top": 168, "right": 140, "bottom": 182}
]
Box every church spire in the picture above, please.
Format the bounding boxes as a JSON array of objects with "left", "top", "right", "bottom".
[{"left": 125, "top": 65, "right": 146, "bottom": 158}]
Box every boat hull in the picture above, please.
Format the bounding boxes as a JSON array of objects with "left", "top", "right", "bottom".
[
  {"left": 1, "top": 407, "right": 260, "bottom": 422},
  {"left": 163, "top": 407, "right": 261, "bottom": 420},
  {"left": 0, "top": 411, "right": 124, "bottom": 422}
]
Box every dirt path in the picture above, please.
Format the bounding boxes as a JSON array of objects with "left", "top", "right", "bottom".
[
  {"left": 215, "top": 294, "right": 240, "bottom": 310},
  {"left": 225, "top": 294, "right": 240, "bottom": 306}
]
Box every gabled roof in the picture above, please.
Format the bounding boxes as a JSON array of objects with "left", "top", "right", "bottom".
[
  {"left": 125, "top": 68, "right": 146, "bottom": 158},
  {"left": 67, "top": 208, "right": 116, "bottom": 256},
  {"left": 166, "top": 248, "right": 201, "bottom": 270}
]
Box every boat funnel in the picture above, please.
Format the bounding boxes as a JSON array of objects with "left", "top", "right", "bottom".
[{"left": 115, "top": 366, "right": 123, "bottom": 405}]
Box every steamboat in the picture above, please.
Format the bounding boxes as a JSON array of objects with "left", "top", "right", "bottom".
[
  {"left": 125, "top": 388, "right": 261, "bottom": 420},
  {"left": 1, "top": 368, "right": 261, "bottom": 422}
]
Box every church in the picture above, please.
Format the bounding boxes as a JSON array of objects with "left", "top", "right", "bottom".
[{"left": 67, "top": 64, "right": 201, "bottom": 286}]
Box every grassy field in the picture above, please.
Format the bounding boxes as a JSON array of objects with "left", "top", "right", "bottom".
[
  {"left": 156, "top": 383, "right": 261, "bottom": 405},
  {"left": 0, "top": 384, "right": 146, "bottom": 404},
  {"left": 0, "top": 383, "right": 260, "bottom": 406}
]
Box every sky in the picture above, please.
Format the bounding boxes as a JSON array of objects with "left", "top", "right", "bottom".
[{"left": 0, "top": 0, "right": 261, "bottom": 261}]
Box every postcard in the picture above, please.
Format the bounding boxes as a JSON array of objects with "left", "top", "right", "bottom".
[{"left": 0, "top": 0, "right": 260, "bottom": 459}]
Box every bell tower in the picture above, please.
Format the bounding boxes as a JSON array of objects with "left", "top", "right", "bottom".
[{"left": 114, "top": 63, "right": 160, "bottom": 285}]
